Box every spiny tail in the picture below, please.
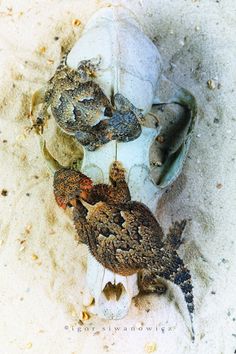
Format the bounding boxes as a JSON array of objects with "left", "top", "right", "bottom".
[
  {"left": 152, "top": 250, "right": 195, "bottom": 340},
  {"left": 171, "top": 262, "right": 195, "bottom": 341},
  {"left": 165, "top": 219, "right": 187, "bottom": 251}
]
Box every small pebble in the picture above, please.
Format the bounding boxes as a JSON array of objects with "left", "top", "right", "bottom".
[
  {"left": 207, "top": 79, "right": 217, "bottom": 90},
  {"left": 71, "top": 310, "right": 77, "bottom": 318},
  {"left": 26, "top": 342, "right": 32, "bottom": 349},
  {"left": 38, "top": 46, "right": 46, "bottom": 55},
  {"left": 214, "top": 118, "right": 220, "bottom": 124},
  {"left": 144, "top": 342, "right": 157, "bottom": 353},
  {"left": 82, "top": 311, "right": 90, "bottom": 321},
  {"left": 19, "top": 245, "right": 26, "bottom": 252},
  {"left": 32, "top": 254, "right": 39, "bottom": 260},
  {"left": 156, "top": 135, "right": 165, "bottom": 143},
  {"left": 25, "top": 224, "right": 32, "bottom": 235},
  {"left": 216, "top": 183, "right": 223, "bottom": 189},
  {"left": 72, "top": 19, "right": 81, "bottom": 26},
  {"left": 47, "top": 59, "right": 54, "bottom": 65},
  {"left": 1, "top": 189, "right": 8, "bottom": 196},
  {"left": 136, "top": 322, "right": 144, "bottom": 328}
]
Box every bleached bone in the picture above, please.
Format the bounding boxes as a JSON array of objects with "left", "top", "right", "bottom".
[{"left": 33, "top": 5, "right": 196, "bottom": 320}]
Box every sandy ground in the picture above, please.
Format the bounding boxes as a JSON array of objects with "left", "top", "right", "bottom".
[{"left": 0, "top": 0, "right": 236, "bottom": 353}]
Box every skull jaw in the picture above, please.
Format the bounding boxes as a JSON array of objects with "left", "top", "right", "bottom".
[{"left": 83, "top": 254, "right": 139, "bottom": 319}]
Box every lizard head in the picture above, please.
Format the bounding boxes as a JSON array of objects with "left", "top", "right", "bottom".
[{"left": 53, "top": 168, "right": 93, "bottom": 209}]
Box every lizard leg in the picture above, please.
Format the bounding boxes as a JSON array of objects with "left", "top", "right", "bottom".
[
  {"left": 31, "top": 88, "right": 51, "bottom": 134},
  {"left": 73, "top": 202, "right": 93, "bottom": 245}
]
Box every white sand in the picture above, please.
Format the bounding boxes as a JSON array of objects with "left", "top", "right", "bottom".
[{"left": 0, "top": 0, "right": 236, "bottom": 353}]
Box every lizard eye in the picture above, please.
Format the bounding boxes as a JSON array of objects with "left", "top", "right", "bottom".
[
  {"left": 113, "top": 213, "right": 125, "bottom": 225},
  {"left": 100, "top": 227, "right": 110, "bottom": 237}
]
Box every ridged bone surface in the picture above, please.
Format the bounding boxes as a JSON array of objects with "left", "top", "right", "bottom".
[{"left": 67, "top": 6, "right": 162, "bottom": 115}]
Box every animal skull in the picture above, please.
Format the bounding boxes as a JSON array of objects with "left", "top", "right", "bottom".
[
  {"left": 32, "top": 5, "right": 197, "bottom": 320},
  {"left": 65, "top": 6, "right": 196, "bottom": 319}
]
